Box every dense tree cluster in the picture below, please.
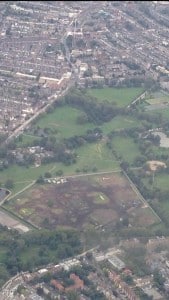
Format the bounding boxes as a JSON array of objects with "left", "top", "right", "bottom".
[
  {"left": 0, "top": 226, "right": 81, "bottom": 282},
  {"left": 64, "top": 88, "right": 123, "bottom": 125}
]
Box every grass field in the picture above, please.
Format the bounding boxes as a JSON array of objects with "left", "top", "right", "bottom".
[
  {"left": 101, "top": 116, "right": 141, "bottom": 134},
  {"left": 148, "top": 107, "right": 169, "bottom": 121},
  {"left": 76, "top": 142, "right": 120, "bottom": 172},
  {"left": 33, "top": 105, "right": 141, "bottom": 138},
  {"left": 146, "top": 96, "right": 169, "bottom": 105},
  {"left": 88, "top": 87, "right": 144, "bottom": 107},
  {"left": 33, "top": 105, "right": 142, "bottom": 137},
  {"left": 145, "top": 90, "right": 169, "bottom": 105},
  {"left": 0, "top": 164, "right": 56, "bottom": 183},
  {"left": 16, "top": 134, "right": 41, "bottom": 147},
  {"left": 112, "top": 136, "right": 141, "bottom": 164},
  {"left": 19, "top": 114, "right": 141, "bottom": 148},
  {"left": 10, "top": 90, "right": 145, "bottom": 187},
  {"left": 0, "top": 140, "right": 119, "bottom": 190},
  {"left": 151, "top": 145, "right": 169, "bottom": 157},
  {"left": 9, "top": 182, "right": 34, "bottom": 196},
  {"left": 143, "top": 173, "right": 169, "bottom": 191},
  {"left": 33, "top": 106, "right": 96, "bottom": 139}
]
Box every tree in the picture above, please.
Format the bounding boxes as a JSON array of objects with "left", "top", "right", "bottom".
[
  {"left": 122, "top": 274, "right": 133, "bottom": 285},
  {"left": 36, "top": 176, "right": 44, "bottom": 184},
  {"left": 67, "top": 290, "right": 79, "bottom": 300},
  {"left": 5, "top": 179, "right": 14, "bottom": 189},
  {"left": 36, "top": 72, "right": 41, "bottom": 81},
  {"left": 44, "top": 172, "right": 52, "bottom": 178},
  {"left": 56, "top": 170, "right": 63, "bottom": 176},
  {"left": 0, "top": 265, "right": 9, "bottom": 283},
  {"left": 135, "top": 286, "right": 153, "bottom": 300},
  {"left": 120, "top": 161, "right": 129, "bottom": 171},
  {"left": 144, "top": 77, "right": 156, "bottom": 91},
  {"left": 153, "top": 269, "right": 165, "bottom": 291},
  {"left": 16, "top": 284, "right": 26, "bottom": 295},
  {"left": 36, "top": 287, "right": 43, "bottom": 296},
  {"left": 86, "top": 252, "right": 93, "bottom": 260},
  {"left": 18, "top": 135, "right": 23, "bottom": 143}
]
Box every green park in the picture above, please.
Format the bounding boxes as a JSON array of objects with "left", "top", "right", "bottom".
[{"left": 1, "top": 85, "right": 169, "bottom": 285}]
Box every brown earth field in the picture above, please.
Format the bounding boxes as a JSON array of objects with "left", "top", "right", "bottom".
[{"left": 4, "top": 173, "right": 159, "bottom": 230}]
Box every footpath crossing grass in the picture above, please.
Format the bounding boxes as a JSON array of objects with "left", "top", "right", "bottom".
[
  {"left": 76, "top": 142, "right": 120, "bottom": 172},
  {"left": 88, "top": 87, "right": 144, "bottom": 107}
]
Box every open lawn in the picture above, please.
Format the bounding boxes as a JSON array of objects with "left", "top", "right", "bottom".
[
  {"left": 75, "top": 142, "right": 120, "bottom": 172},
  {"left": 101, "top": 116, "right": 141, "bottom": 134},
  {"left": 143, "top": 90, "right": 169, "bottom": 115},
  {"left": 149, "top": 199, "right": 169, "bottom": 227},
  {"left": 16, "top": 134, "right": 41, "bottom": 147},
  {"left": 146, "top": 96, "right": 169, "bottom": 105},
  {"left": 151, "top": 145, "right": 169, "bottom": 157},
  {"left": 0, "top": 141, "right": 119, "bottom": 188},
  {"left": 31, "top": 105, "right": 142, "bottom": 141},
  {"left": 0, "top": 163, "right": 55, "bottom": 184},
  {"left": 143, "top": 173, "right": 169, "bottom": 191},
  {"left": 8, "top": 182, "right": 33, "bottom": 197},
  {"left": 34, "top": 106, "right": 95, "bottom": 139},
  {"left": 148, "top": 107, "right": 169, "bottom": 121},
  {"left": 88, "top": 87, "right": 144, "bottom": 107},
  {"left": 112, "top": 136, "right": 141, "bottom": 164},
  {"left": 5, "top": 173, "right": 158, "bottom": 230},
  {"left": 32, "top": 105, "right": 141, "bottom": 138}
]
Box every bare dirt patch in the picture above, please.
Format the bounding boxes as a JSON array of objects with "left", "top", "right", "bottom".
[
  {"left": 147, "top": 160, "right": 167, "bottom": 172},
  {"left": 131, "top": 207, "right": 156, "bottom": 227},
  {"left": 6, "top": 173, "right": 158, "bottom": 230},
  {"left": 0, "top": 210, "right": 29, "bottom": 232}
]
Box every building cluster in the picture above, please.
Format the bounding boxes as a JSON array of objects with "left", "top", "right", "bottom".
[
  {"left": 108, "top": 270, "right": 138, "bottom": 300},
  {"left": 1, "top": 1, "right": 169, "bottom": 137},
  {"left": 51, "top": 273, "right": 84, "bottom": 293},
  {"left": 146, "top": 237, "right": 169, "bottom": 296},
  {"left": 2, "top": 238, "right": 169, "bottom": 300},
  {"left": 9, "top": 146, "right": 53, "bottom": 167},
  {"left": 0, "top": 1, "right": 77, "bottom": 135},
  {"left": 67, "top": 1, "right": 169, "bottom": 91},
  {"left": 76, "top": 1, "right": 169, "bottom": 86}
]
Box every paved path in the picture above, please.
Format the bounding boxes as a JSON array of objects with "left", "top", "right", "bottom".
[
  {"left": 6, "top": 181, "right": 36, "bottom": 202},
  {"left": 49, "top": 169, "right": 121, "bottom": 181}
]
